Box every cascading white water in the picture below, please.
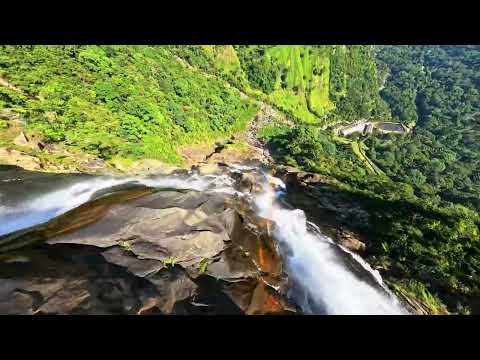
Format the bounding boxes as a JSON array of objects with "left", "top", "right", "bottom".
[
  {"left": 0, "top": 173, "right": 238, "bottom": 236},
  {"left": 254, "top": 175, "right": 408, "bottom": 315},
  {"left": 0, "top": 168, "right": 408, "bottom": 314}
]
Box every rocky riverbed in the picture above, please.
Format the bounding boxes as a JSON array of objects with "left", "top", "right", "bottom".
[
  {"left": 0, "top": 115, "right": 415, "bottom": 315},
  {"left": 0, "top": 162, "right": 410, "bottom": 315},
  {"left": 0, "top": 164, "right": 299, "bottom": 314}
]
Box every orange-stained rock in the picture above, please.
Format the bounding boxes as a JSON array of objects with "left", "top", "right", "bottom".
[
  {"left": 0, "top": 168, "right": 295, "bottom": 315},
  {"left": 246, "top": 282, "right": 296, "bottom": 315}
]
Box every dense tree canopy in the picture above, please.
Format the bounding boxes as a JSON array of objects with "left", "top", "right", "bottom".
[
  {"left": 0, "top": 45, "right": 258, "bottom": 163},
  {"left": 263, "top": 46, "right": 480, "bottom": 314},
  {"left": 369, "top": 46, "right": 480, "bottom": 210}
]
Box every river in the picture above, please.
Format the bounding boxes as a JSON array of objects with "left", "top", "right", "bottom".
[{"left": 0, "top": 165, "right": 408, "bottom": 315}]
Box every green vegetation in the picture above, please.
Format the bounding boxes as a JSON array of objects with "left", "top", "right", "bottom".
[
  {"left": 119, "top": 240, "right": 132, "bottom": 252},
  {"left": 269, "top": 125, "right": 369, "bottom": 179},
  {"left": 264, "top": 46, "right": 480, "bottom": 314},
  {"left": 238, "top": 45, "right": 388, "bottom": 124},
  {"left": 172, "top": 45, "right": 389, "bottom": 125},
  {"left": 329, "top": 46, "right": 391, "bottom": 122},
  {"left": 0, "top": 44, "right": 388, "bottom": 166},
  {"left": 198, "top": 258, "right": 209, "bottom": 273},
  {"left": 351, "top": 140, "right": 386, "bottom": 176},
  {"left": 369, "top": 46, "right": 480, "bottom": 210},
  {"left": 257, "top": 123, "right": 290, "bottom": 141},
  {"left": 268, "top": 123, "right": 480, "bottom": 313},
  {"left": 389, "top": 280, "right": 449, "bottom": 315},
  {"left": 162, "top": 256, "right": 178, "bottom": 268},
  {"left": 2, "top": 45, "right": 479, "bottom": 314},
  {"left": 167, "top": 45, "right": 251, "bottom": 91},
  {"left": 0, "top": 45, "right": 258, "bottom": 165},
  {"left": 234, "top": 46, "right": 279, "bottom": 94},
  {"left": 351, "top": 141, "right": 376, "bottom": 175}
]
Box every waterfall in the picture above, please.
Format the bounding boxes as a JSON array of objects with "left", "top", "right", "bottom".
[
  {"left": 0, "top": 168, "right": 408, "bottom": 314},
  {"left": 253, "top": 175, "right": 408, "bottom": 315}
]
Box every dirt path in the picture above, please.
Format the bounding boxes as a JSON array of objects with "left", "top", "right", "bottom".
[
  {"left": 0, "top": 76, "right": 41, "bottom": 100},
  {"left": 0, "top": 77, "right": 22, "bottom": 93},
  {"left": 351, "top": 140, "right": 386, "bottom": 177}
]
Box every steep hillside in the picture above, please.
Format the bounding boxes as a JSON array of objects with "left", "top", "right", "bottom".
[
  {"left": 0, "top": 45, "right": 387, "bottom": 168},
  {"left": 0, "top": 46, "right": 258, "bottom": 166},
  {"left": 173, "top": 45, "right": 390, "bottom": 125},
  {"left": 261, "top": 46, "right": 480, "bottom": 314},
  {"left": 3, "top": 45, "right": 479, "bottom": 314}
]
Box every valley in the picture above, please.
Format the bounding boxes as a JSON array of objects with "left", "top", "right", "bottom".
[{"left": 1, "top": 45, "right": 479, "bottom": 315}]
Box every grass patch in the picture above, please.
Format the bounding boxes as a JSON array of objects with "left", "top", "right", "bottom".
[
  {"left": 266, "top": 46, "right": 335, "bottom": 122},
  {"left": 162, "top": 256, "right": 178, "bottom": 268},
  {"left": 198, "top": 258, "right": 209, "bottom": 273},
  {"left": 258, "top": 123, "right": 290, "bottom": 141},
  {"left": 389, "top": 280, "right": 450, "bottom": 315},
  {"left": 0, "top": 46, "right": 259, "bottom": 166}
]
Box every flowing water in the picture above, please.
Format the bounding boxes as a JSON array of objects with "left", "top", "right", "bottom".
[
  {"left": 0, "top": 167, "right": 408, "bottom": 314},
  {"left": 0, "top": 172, "right": 238, "bottom": 236},
  {"left": 254, "top": 175, "right": 407, "bottom": 314}
]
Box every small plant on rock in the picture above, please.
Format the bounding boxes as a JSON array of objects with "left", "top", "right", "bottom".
[
  {"left": 163, "top": 256, "right": 178, "bottom": 268},
  {"left": 198, "top": 258, "right": 209, "bottom": 273},
  {"left": 119, "top": 240, "right": 132, "bottom": 252}
]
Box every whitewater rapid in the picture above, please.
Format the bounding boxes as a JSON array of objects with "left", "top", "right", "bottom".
[
  {"left": 0, "top": 173, "right": 238, "bottom": 236},
  {"left": 0, "top": 168, "right": 408, "bottom": 314},
  {"left": 254, "top": 175, "right": 407, "bottom": 315}
]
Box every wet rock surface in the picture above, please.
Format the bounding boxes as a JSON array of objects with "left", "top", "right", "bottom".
[
  {"left": 0, "top": 169, "right": 295, "bottom": 315},
  {"left": 195, "top": 163, "right": 224, "bottom": 176},
  {"left": 0, "top": 165, "right": 92, "bottom": 207},
  {"left": 274, "top": 166, "right": 371, "bottom": 242},
  {"left": 0, "top": 162, "right": 408, "bottom": 315},
  {"left": 336, "top": 229, "right": 367, "bottom": 254}
]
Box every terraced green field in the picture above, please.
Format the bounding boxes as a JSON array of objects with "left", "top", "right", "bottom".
[{"left": 266, "top": 46, "right": 335, "bottom": 123}]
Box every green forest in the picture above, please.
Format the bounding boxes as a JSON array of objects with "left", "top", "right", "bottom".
[
  {"left": 371, "top": 46, "right": 480, "bottom": 211},
  {"left": 263, "top": 46, "right": 480, "bottom": 314},
  {"left": 173, "top": 45, "right": 389, "bottom": 124},
  {"left": 0, "top": 46, "right": 258, "bottom": 164},
  {"left": 0, "top": 45, "right": 387, "bottom": 163}
]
